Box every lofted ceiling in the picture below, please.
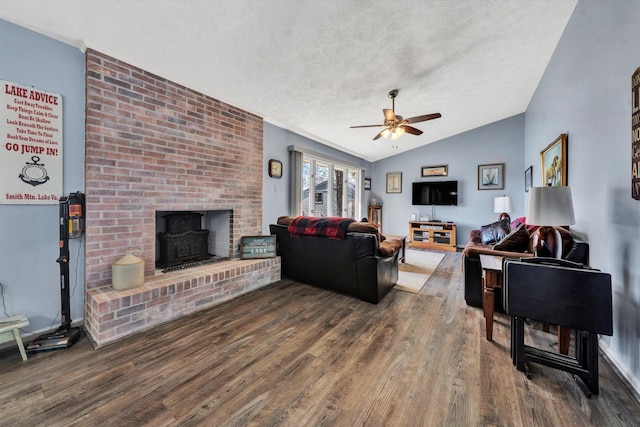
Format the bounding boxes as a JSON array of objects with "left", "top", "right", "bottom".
[{"left": 1, "top": 0, "right": 578, "bottom": 162}]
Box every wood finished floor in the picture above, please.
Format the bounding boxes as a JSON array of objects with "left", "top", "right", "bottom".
[{"left": 1, "top": 252, "right": 639, "bottom": 426}]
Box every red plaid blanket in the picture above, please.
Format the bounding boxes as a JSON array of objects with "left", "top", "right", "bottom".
[{"left": 287, "top": 216, "right": 355, "bottom": 239}]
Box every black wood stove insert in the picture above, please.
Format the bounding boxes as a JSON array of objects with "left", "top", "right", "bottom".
[{"left": 157, "top": 212, "right": 215, "bottom": 269}]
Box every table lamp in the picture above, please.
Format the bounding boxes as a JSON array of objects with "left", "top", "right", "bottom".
[
  {"left": 525, "top": 186, "right": 575, "bottom": 257},
  {"left": 493, "top": 195, "right": 513, "bottom": 223}
]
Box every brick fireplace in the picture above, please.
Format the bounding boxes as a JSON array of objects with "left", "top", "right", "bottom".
[{"left": 83, "top": 50, "right": 280, "bottom": 346}]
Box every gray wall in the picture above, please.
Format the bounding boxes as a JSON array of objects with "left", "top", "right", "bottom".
[
  {"left": 372, "top": 114, "right": 525, "bottom": 243},
  {"left": 262, "top": 122, "right": 372, "bottom": 233},
  {"left": 524, "top": 0, "right": 640, "bottom": 392},
  {"left": 0, "top": 19, "right": 85, "bottom": 333}
]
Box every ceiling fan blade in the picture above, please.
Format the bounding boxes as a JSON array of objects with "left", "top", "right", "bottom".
[
  {"left": 350, "top": 124, "right": 386, "bottom": 128},
  {"left": 404, "top": 113, "right": 442, "bottom": 124},
  {"left": 373, "top": 129, "right": 387, "bottom": 140},
  {"left": 402, "top": 125, "right": 423, "bottom": 136},
  {"left": 383, "top": 109, "right": 396, "bottom": 122}
]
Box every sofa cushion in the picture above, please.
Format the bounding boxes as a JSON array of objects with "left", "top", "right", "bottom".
[
  {"left": 378, "top": 238, "right": 402, "bottom": 257},
  {"left": 277, "top": 215, "right": 295, "bottom": 226},
  {"left": 480, "top": 219, "right": 511, "bottom": 244},
  {"left": 348, "top": 221, "right": 378, "bottom": 234},
  {"left": 493, "top": 225, "right": 529, "bottom": 252},
  {"left": 468, "top": 229, "right": 483, "bottom": 244},
  {"left": 348, "top": 220, "right": 386, "bottom": 242}
]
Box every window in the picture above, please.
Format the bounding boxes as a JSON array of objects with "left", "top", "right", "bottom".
[{"left": 293, "top": 149, "right": 363, "bottom": 218}]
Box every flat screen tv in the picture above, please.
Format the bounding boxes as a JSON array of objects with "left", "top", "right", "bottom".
[{"left": 412, "top": 181, "right": 458, "bottom": 206}]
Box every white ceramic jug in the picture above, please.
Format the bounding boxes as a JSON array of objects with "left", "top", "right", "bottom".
[{"left": 112, "top": 250, "right": 145, "bottom": 291}]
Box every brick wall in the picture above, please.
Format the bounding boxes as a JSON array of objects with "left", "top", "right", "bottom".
[{"left": 84, "top": 49, "right": 263, "bottom": 290}]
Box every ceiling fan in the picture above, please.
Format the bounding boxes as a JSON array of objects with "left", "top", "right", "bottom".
[{"left": 350, "top": 89, "right": 441, "bottom": 141}]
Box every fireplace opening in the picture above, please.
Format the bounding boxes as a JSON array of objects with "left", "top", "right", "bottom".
[{"left": 155, "top": 210, "right": 231, "bottom": 272}]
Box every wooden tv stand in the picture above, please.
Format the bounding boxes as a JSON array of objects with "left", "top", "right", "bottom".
[{"left": 408, "top": 221, "right": 457, "bottom": 252}]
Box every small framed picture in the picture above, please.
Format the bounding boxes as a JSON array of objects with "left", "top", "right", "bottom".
[
  {"left": 364, "top": 178, "right": 371, "bottom": 190},
  {"left": 525, "top": 165, "right": 533, "bottom": 192},
  {"left": 421, "top": 164, "right": 448, "bottom": 177},
  {"left": 540, "top": 133, "right": 567, "bottom": 186},
  {"left": 478, "top": 163, "right": 504, "bottom": 190},
  {"left": 386, "top": 172, "right": 402, "bottom": 193}
]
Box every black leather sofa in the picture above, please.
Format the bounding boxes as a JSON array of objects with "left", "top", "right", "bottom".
[{"left": 270, "top": 223, "right": 399, "bottom": 304}]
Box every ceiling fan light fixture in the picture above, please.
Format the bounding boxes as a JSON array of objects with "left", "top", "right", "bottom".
[
  {"left": 391, "top": 126, "right": 405, "bottom": 140},
  {"left": 381, "top": 128, "right": 391, "bottom": 139}
]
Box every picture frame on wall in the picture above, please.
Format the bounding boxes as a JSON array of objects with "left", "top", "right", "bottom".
[
  {"left": 540, "top": 133, "right": 567, "bottom": 186},
  {"left": 477, "top": 163, "right": 504, "bottom": 190},
  {"left": 386, "top": 172, "right": 402, "bottom": 193},
  {"left": 525, "top": 165, "right": 533, "bottom": 192},
  {"left": 364, "top": 178, "right": 371, "bottom": 190},
  {"left": 421, "top": 164, "right": 448, "bottom": 177}
]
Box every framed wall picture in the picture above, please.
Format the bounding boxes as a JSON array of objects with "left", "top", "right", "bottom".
[
  {"left": 364, "top": 178, "right": 371, "bottom": 190},
  {"left": 421, "top": 164, "right": 448, "bottom": 177},
  {"left": 478, "top": 163, "right": 504, "bottom": 190},
  {"left": 386, "top": 172, "right": 402, "bottom": 193},
  {"left": 525, "top": 165, "right": 533, "bottom": 192},
  {"left": 540, "top": 133, "right": 567, "bottom": 186}
]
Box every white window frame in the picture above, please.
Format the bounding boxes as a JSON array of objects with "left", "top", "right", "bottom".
[{"left": 290, "top": 146, "right": 363, "bottom": 219}]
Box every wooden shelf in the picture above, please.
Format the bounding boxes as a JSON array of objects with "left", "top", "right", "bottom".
[
  {"left": 368, "top": 205, "right": 382, "bottom": 233},
  {"left": 408, "top": 221, "right": 456, "bottom": 252}
]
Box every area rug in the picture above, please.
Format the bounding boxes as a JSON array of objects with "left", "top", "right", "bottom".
[{"left": 395, "top": 249, "right": 446, "bottom": 294}]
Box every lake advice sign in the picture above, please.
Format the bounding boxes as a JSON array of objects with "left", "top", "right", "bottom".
[{"left": 1, "top": 80, "right": 63, "bottom": 204}]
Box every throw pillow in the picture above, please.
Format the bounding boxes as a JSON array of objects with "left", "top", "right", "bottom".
[
  {"left": 480, "top": 218, "right": 511, "bottom": 245},
  {"left": 510, "top": 216, "right": 526, "bottom": 229},
  {"left": 493, "top": 225, "right": 529, "bottom": 252},
  {"left": 510, "top": 216, "right": 540, "bottom": 234}
]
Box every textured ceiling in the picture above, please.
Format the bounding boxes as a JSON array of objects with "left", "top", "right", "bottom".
[{"left": 1, "top": 0, "right": 578, "bottom": 162}]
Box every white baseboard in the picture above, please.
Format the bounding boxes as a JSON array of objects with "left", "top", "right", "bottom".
[{"left": 600, "top": 340, "right": 640, "bottom": 402}]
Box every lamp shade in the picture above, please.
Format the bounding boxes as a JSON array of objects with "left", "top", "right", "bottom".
[
  {"left": 493, "top": 196, "right": 513, "bottom": 214},
  {"left": 525, "top": 186, "right": 575, "bottom": 226}
]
